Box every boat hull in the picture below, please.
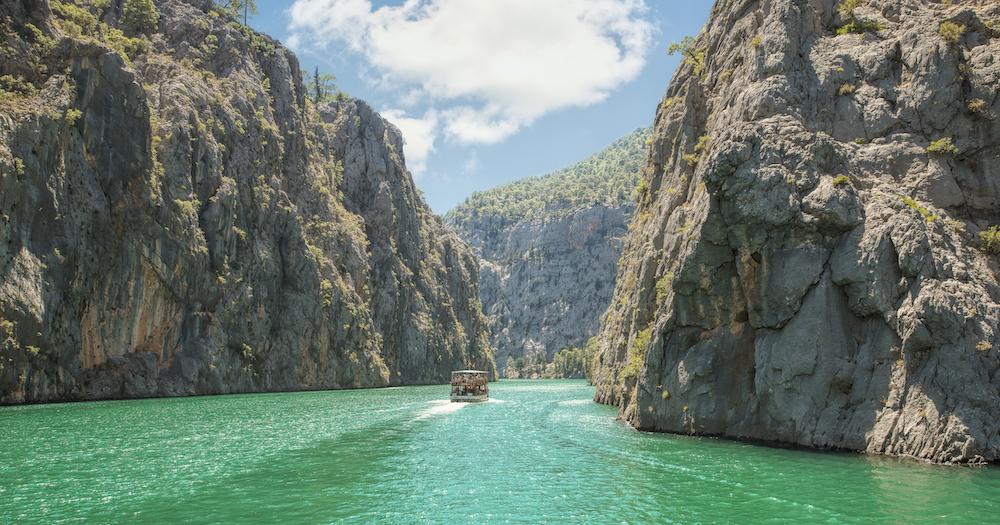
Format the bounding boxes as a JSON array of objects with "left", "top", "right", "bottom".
[{"left": 450, "top": 395, "right": 488, "bottom": 403}]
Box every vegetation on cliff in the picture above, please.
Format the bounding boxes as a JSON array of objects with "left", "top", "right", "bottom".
[
  {"left": 446, "top": 128, "right": 648, "bottom": 374},
  {"left": 593, "top": 0, "right": 1000, "bottom": 464},
  {"left": 0, "top": 0, "right": 493, "bottom": 403},
  {"left": 445, "top": 128, "right": 649, "bottom": 226},
  {"left": 504, "top": 337, "right": 597, "bottom": 380}
]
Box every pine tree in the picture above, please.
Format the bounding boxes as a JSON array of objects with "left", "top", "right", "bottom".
[
  {"left": 311, "top": 67, "right": 338, "bottom": 105},
  {"left": 233, "top": 0, "right": 258, "bottom": 25},
  {"left": 214, "top": 0, "right": 257, "bottom": 25}
]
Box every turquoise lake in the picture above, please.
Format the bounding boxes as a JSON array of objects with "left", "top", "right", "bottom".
[{"left": 1, "top": 380, "right": 998, "bottom": 523}]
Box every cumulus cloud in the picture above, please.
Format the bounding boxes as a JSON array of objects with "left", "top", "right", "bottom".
[
  {"left": 380, "top": 109, "right": 439, "bottom": 178},
  {"left": 288, "top": 0, "right": 653, "bottom": 145}
]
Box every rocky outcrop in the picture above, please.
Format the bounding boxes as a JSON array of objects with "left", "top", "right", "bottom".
[
  {"left": 594, "top": 0, "right": 1000, "bottom": 464},
  {"left": 319, "top": 101, "right": 494, "bottom": 385},
  {"left": 0, "top": 0, "right": 493, "bottom": 404},
  {"left": 446, "top": 130, "right": 647, "bottom": 374}
]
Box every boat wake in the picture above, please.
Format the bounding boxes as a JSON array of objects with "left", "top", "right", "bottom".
[{"left": 413, "top": 400, "right": 466, "bottom": 421}]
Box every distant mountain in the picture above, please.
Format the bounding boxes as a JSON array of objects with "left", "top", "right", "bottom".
[{"left": 446, "top": 128, "right": 649, "bottom": 376}]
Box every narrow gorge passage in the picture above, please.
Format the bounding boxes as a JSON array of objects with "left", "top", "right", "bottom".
[{"left": 2, "top": 381, "right": 999, "bottom": 523}]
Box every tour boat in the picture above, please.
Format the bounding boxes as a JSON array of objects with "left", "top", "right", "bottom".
[{"left": 450, "top": 370, "right": 489, "bottom": 402}]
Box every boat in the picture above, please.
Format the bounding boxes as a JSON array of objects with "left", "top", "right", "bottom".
[{"left": 450, "top": 370, "right": 489, "bottom": 402}]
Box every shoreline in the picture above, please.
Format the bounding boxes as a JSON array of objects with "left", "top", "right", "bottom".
[{"left": 0, "top": 377, "right": 567, "bottom": 409}]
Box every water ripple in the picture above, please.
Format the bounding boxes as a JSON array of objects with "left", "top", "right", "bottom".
[{"left": 1, "top": 381, "right": 998, "bottom": 524}]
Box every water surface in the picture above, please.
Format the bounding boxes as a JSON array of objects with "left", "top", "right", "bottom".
[{"left": 2, "top": 380, "right": 998, "bottom": 523}]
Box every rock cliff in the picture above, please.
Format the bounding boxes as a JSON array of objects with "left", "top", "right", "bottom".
[
  {"left": 0, "top": 0, "right": 494, "bottom": 404},
  {"left": 446, "top": 129, "right": 647, "bottom": 375},
  {"left": 594, "top": 0, "right": 1000, "bottom": 464}
]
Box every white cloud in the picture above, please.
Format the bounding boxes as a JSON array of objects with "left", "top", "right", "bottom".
[
  {"left": 464, "top": 151, "right": 479, "bottom": 174},
  {"left": 441, "top": 105, "right": 520, "bottom": 145},
  {"left": 398, "top": 88, "right": 426, "bottom": 108},
  {"left": 288, "top": 0, "right": 653, "bottom": 145},
  {"left": 380, "top": 109, "right": 439, "bottom": 178}
]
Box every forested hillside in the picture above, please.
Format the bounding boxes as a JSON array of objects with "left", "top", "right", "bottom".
[{"left": 447, "top": 129, "right": 648, "bottom": 376}]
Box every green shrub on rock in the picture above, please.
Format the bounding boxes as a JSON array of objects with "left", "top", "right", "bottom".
[
  {"left": 0, "top": 75, "right": 35, "bottom": 97},
  {"left": 121, "top": 0, "right": 159, "bottom": 36},
  {"left": 64, "top": 108, "right": 82, "bottom": 126},
  {"left": 655, "top": 272, "right": 674, "bottom": 306},
  {"left": 900, "top": 196, "right": 938, "bottom": 223},
  {"left": 51, "top": 1, "right": 99, "bottom": 34},
  {"left": 682, "top": 134, "right": 711, "bottom": 167},
  {"left": 987, "top": 19, "right": 1000, "bottom": 36},
  {"left": 832, "top": 175, "right": 851, "bottom": 187},
  {"left": 939, "top": 21, "right": 964, "bottom": 45},
  {"left": 836, "top": 19, "right": 882, "bottom": 36},
  {"left": 622, "top": 327, "right": 652, "bottom": 380},
  {"left": 968, "top": 98, "right": 988, "bottom": 116},
  {"left": 926, "top": 137, "right": 958, "bottom": 155},
  {"left": 979, "top": 226, "right": 1000, "bottom": 254},
  {"left": 835, "top": 0, "right": 882, "bottom": 37},
  {"left": 837, "top": 0, "right": 864, "bottom": 18}
]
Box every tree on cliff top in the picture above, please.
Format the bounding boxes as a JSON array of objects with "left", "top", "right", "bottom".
[
  {"left": 214, "top": 0, "right": 257, "bottom": 25},
  {"left": 311, "top": 67, "right": 339, "bottom": 105}
]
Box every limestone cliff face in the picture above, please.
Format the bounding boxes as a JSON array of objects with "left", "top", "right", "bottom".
[
  {"left": 594, "top": 0, "right": 1000, "bottom": 464},
  {"left": 446, "top": 130, "right": 647, "bottom": 373},
  {"left": 0, "top": 0, "right": 493, "bottom": 404}
]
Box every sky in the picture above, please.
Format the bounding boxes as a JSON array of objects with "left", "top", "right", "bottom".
[{"left": 251, "top": 0, "right": 714, "bottom": 213}]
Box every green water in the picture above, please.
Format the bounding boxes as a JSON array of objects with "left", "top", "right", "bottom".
[{"left": 1, "top": 380, "right": 998, "bottom": 524}]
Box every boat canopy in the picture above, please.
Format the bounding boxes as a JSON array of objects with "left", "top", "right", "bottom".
[{"left": 450, "top": 370, "right": 488, "bottom": 402}]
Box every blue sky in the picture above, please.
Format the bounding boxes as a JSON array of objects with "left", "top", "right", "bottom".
[{"left": 251, "top": 1, "right": 714, "bottom": 213}]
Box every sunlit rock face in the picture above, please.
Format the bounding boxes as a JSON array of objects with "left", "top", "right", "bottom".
[
  {"left": 0, "top": 0, "right": 493, "bottom": 403},
  {"left": 446, "top": 129, "right": 648, "bottom": 374},
  {"left": 593, "top": 0, "right": 1000, "bottom": 464}
]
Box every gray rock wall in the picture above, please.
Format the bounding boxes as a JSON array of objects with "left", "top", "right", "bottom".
[
  {"left": 594, "top": 0, "right": 1000, "bottom": 464},
  {"left": 0, "top": 0, "right": 493, "bottom": 404},
  {"left": 476, "top": 205, "right": 629, "bottom": 370},
  {"left": 447, "top": 130, "right": 647, "bottom": 373}
]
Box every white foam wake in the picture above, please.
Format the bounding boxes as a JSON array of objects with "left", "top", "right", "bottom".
[{"left": 413, "top": 400, "right": 465, "bottom": 420}]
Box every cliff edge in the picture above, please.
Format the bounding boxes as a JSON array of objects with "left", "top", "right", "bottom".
[
  {"left": 0, "top": 0, "right": 494, "bottom": 403},
  {"left": 594, "top": 0, "right": 1000, "bottom": 464}
]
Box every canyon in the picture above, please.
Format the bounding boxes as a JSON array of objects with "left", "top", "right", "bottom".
[{"left": 0, "top": 0, "right": 494, "bottom": 403}]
